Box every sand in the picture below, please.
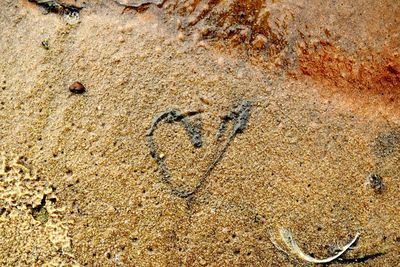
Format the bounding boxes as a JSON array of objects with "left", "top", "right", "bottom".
[{"left": 0, "top": 0, "right": 399, "bottom": 266}]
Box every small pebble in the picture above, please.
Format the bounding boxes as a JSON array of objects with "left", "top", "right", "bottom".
[
  {"left": 41, "top": 40, "right": 49, "bottom": 50},
  {"left": 192, "top": 32, "right": 201, "bottom": 43},
  {"left": 200, "top": 27, "right": 210, "bottom": 36},
  {"left": 365, "top": 173, "right": 384, "bottom": 193},
  {"left": 197, "top": 41, "right": 209, "bottom": 49},
  {"left": 252, "top": 34, "right": 268, "bottom": 49},
  {"left": 176, "top": 19, "right": 182, "bottom": 29},
  {"left": 118, "top": 36, "right": 125, "bottom": 43},
  {"left": 237, "top": 70, "right": 244, "bottom": 79},
  {"left": 200, "top": 96, "right": 211, "bottom": 105},
  {"left": 177, "top": 31, "right": 185, "bottom": 41},
  {"left": 217, "top": 57, "right": 224, "bottom": 66},
  {"left": 199, "top": 258, "right": 207, "bottom": 265},
  {"left": 117, "top": 25, "right": 124, "bottom": 33},
  {"left": 124, "top": 23, "right": 134, "bottom": 33},
  {"left": 69, "top": 82, "right": 86, "bottom": 94}
]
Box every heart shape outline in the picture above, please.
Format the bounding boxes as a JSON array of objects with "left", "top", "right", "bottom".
[{"left": 146, "top": 100, "right": 252, "bottom": 198}]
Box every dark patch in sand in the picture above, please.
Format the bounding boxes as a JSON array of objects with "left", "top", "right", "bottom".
[
  {"left": 28, "top": 0, "right": 82, "bottom": 16},
  {"left": 372, "top": 130, "right": 400, "bottom": 158}
]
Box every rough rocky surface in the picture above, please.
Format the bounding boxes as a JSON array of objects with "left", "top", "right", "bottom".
[{"left": 0, "top": 0, "right": 399, "bottom": 266}]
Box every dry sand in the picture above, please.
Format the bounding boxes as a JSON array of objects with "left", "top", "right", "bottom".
[{"left": 0, "top": 0, "right": 399, "bottom": 266}]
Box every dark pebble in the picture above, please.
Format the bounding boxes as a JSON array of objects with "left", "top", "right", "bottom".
[
  {"left": 366, "top": 173, "right": 384, "bottom": 193},
  {"left": 69, "top": 82, "right": 86, "bottom": 94}
]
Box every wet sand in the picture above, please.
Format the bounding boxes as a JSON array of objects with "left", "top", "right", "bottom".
[{"left": 0, "top": 1, "right": 399, "bottom": 266}]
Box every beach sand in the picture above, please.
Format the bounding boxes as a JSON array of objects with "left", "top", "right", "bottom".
[{"left": 0, "top": 1, "right": 399, "bottom": 266}]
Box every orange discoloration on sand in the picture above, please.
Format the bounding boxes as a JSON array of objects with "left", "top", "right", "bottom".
[{"left": 298, "top": 41, "right": 400, "bottom": 113}]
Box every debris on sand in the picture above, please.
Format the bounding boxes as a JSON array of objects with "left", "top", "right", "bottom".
[
  {"left": 29, "top": 0, "right": 82, "bottom": 15},
  {"left": 28, "top": 0, "right": 82, "bottom": 24},
  {"left": 365, "top": 173, "right": 384, "bottom": 194},
  {"left": 69, "top": 82, "right": 86, "bottom": 94},
  {"left": 115, "top": 0, "right": 163, "bottom": 8},
  {"left": 275, "top": 228, "right": 360, "bottom": 264}
]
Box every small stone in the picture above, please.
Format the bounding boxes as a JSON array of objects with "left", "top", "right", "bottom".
[
  {"left": 199, "top": 258, "right": 207, "bottom": 265},
  {"left": 240, "top": 28, "right": 250, "bottom": 39},
  {"left": 176, "top": 19, "right": 182, "bottom": 29},
  {"left": 217, "top": 57, "right": 224, "bottom": 66},
  {"left": 197, "top": 41, "right": 209, "bottom": 49},
  {"left": 69, "top": 82, "right": 86, "bottom": 94},
  {"left": 177, "top": 31, "right": 185, "bottom": 41},
  {"left": 188, "top": 16, "right": 197, "bottom": 25},
  {"left": 41, "top": 39, "right": 49, "bottom": 50},
  {"left": 124, "top": 23, "right": 134, "bottom": 33},
  {"left": 252, "top": 34, "right": 268, "bottom": 49},
  {"left": 200, "top": 26, "right": 210, "bottom": 36},
  {"left": 192, "top": 32, "right": 201, "bottom": 43},
  {"left": 32, "top": 206, "right": 48, "bottom": 223},
  {"left": 365, "top": 173, "right": 384, "bottom": 193},
  {"left": 199, "top": 96, "right": 211, "bottom": 105},
  {"left": 237, "top": 70, "right": 244, "bottom": 79}
]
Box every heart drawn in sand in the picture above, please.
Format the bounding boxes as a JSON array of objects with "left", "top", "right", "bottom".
[{"left": 146, "top": 100, "right": 252, "bottom": 198}]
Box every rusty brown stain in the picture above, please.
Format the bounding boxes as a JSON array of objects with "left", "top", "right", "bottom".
[
  {"left": 166, "top": 0, "right": 287, "bottom": 59},
  {"left": 165, "top": 0, "right": 399, "bottom": 115},
  {"left": 297, "top": 41, "right": 400, "bottom": 107}
]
